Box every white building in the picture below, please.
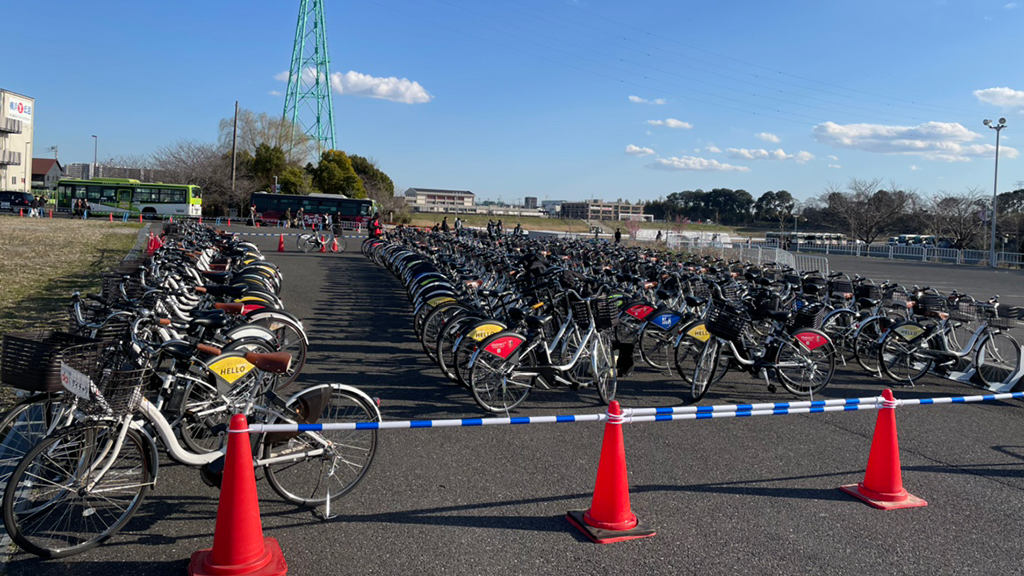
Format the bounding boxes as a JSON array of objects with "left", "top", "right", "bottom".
[
  {"left": 404, "top": 187, "right": 476, "bottom": 213},
  {"left": 0, "top": 90, "right": 34, "bottom": 192},
  {"left": 65, "top": 163, "right": 92, "bottom": 180}
]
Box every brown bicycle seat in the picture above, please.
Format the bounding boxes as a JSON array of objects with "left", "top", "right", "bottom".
[
  {"left": 213, "top": 302, "right": 245, "bottom": 315},
  {"left": 245, "top": 352, "right": 292, "bottom": 374}
]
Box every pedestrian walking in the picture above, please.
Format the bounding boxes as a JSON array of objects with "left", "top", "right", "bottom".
[
  {"left": 249, "top": 203, "right": 257, "bottom": 226},
  {"left": 441, "top": 216, "right": 450, "bottom": 234},
  {"left": 454, "top": 217, "right": 463, "bottom": 235},
  {"left": 284, "top": 208, "right": 291, "bottom": 228},
  {"left": 656, "top": 230, "right": 663, "bottom": 243},
  {"left": 614, "top": 228, "right": 622, "bottom": 244}
]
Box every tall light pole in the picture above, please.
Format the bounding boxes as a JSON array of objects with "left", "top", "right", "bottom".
[
  {"left": 91, "top": 135, "right": 98, "bottom": 179},
  {"left": 984, "top": 118, "right": 1007, "bottom": 268}
]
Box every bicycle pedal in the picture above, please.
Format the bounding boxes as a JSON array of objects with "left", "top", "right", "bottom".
[{"left": 767, "top": 383, "right": 777, "bottom": 394}]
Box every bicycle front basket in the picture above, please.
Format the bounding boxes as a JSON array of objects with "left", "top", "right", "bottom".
[{"left": 706, "top": 301, "right": 749, "bottom": 341}]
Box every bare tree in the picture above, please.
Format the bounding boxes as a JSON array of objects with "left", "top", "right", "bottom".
[
  {"left": 824, "top": 178, "right": 917, "bottom": 244},
  {"left": 98, "top": 154, "right": 167, "bottom": 181},
  {"left": 217, "top": 108, "right": 316, "bottom": 166},
  {"left": 929, "top": 188, "right": 987, "bottom": 249},
  {"left": 151, "top": 140, "right": 256, "bottom": 215}
]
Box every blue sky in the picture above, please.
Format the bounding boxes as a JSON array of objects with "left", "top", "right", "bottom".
[{"left": 5, "top": 0, "right": 1023, "bottom": 203}]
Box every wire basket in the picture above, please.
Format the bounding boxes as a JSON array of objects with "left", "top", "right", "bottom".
[
  {"left": 571, "top": 299, "right": 592, "bottom": 330},
  {"left": 828, "top": 279, "right": 855, "bottom": 296},
  {"left": 990, "top": 305, "right": 1022, "bottom": 330},
  {"left": 855, "top": 284, "right": 883, "bottom": 301},
  {"left": 592, "top": 297, "right": 620, "bottom": 331},
  {"left": 719, "top": 281, "right": 742, "bottom": 301},
  {"left": 950, "top": 300, "right": 979, "bottom": 323},
  {"left": 80, "top": 366, "right": 151, "bottom": 417},
  {"left": 883, "top": 288, "right": 910, "bottom": 308},
  {"left": 789, "top": 302, "right": 826, "bottom": 330},
  {"left": 706, "top": 301, "right": 749, "bottom": 341},
  {"left": 2, "top": 331, "right": 103, "bottom": 392},
  {"left": 915, "top": 293, "right": 948, "bottom": 316},
  {"left": 688, "top": 281, "right": 711, "bottom": 300}
]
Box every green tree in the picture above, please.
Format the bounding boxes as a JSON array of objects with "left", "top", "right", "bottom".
[
  {"left": 250, "top": 143, "right": 287, "bottom": 192},
  {"left": 311, "top": 150, "right": 366, "bottom": 198},
  {"left": 349, "top": 154, "right": 395, "bottom": 201},
  {"left": 278, "top": 165, "right": 313, "bottom": 195}
]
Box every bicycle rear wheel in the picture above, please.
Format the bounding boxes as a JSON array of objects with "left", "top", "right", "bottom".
[
  {"left": 853, "top": 317, "right": 886, "bottom": 374},
  {"left": 264, "top": 384, "right": 379, "bottom": 506},
  {"left": 878, "top": 326, "right": 933, "bottom": 384},
  {"left": 776, "top": 329, "right": 836, "bottom": 396},
  {"left": 975, "top": 332, "right": 1021, "bottom": 387},
  {"left": 592, "top": 332, "right": 617, "bottom": 404},
  {"left": 3, "top": 422, "right": 152, "bottom": 559},
  {"left": 297, "top": 234, "right": 318, "bottom": 253},
  {"left": 469, "top": 333, "right": 533, "bottom": 413},
  {"left": 638, "top": 326, "right": 675, "bottom": 371}
]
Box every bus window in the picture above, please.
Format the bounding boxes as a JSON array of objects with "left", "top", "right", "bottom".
[
  {"left": 191, "top": 187, "right": 202, "bottom": 199},
  {"left": 161, "top": 189, "right": 186, "bottom": 203},
  {"left": 360, "top": 203, "right": 371, "bottom": 216}
]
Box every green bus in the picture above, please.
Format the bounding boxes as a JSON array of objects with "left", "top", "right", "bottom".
[{"left": 55, "top": 178, "right": 202, "bottom": 218}]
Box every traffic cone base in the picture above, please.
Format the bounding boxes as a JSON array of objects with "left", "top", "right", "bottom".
[
  {"left": 839, "top": 484, "right": 927, "bottom": 510},
  {"left": 189, "top": 538, "right": 287, "bottom": 576},
  {"left": 566, "top": 510, "right": 655, "bottom": 544},
  {"left": 840, "top": 389, "right": 927, "bottom": 510}
]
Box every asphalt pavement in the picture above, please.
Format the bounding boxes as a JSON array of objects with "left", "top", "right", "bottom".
[{"left": 4, "top": 227, "right": 1024, "bottom": 575}]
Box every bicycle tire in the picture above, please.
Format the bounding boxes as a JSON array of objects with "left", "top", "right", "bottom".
[
  {"left": 685, "top": 338, "right": 720, "bottom": 404},
  {"left": 776, "top": 329, "right": 836, "bottom": 396},
  {"left": 975, "top": 332, "right": 1021, "bottom": 387},
  {"left": 878, "top": 323, "right": 933, "bottom": 384},
  {"left": 334, "top": 236, "right": 348, "bottom": 253},
  {"left": 3, "top": 422, "right": 152, "bottom": 559},
  {"left": 638, "top": 325, "right": 675, "bottom": 371},
  {"left": 297, "top": 234, "right": 317, "bottom": 253},
  {"left": 820, "top": 308, "right": 858, "bottom": 363},
  {"left": 853, "top": 316, "right": 887, "bottom": 374},
  {"left": 436, "top": 314, "right": 483, "bottom": 382},
  {"left": 0, "top": 393, "right": 69, "bottom": 489},
  {"left": 264, "top": 384, "right": 379, "bottom": 506},
  {"left": 249, "top": 316, "right": 308, "bottom": 389},
  {"left": 592, "top": 332, "right": 617, "bottom": 404},
  {"left": 469, "top": 332, "right": 533, "bottom": 413}
]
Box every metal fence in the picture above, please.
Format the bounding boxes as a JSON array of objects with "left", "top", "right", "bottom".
[{"left": 793, "top": 243, "right": 1024, "bottom": 269}]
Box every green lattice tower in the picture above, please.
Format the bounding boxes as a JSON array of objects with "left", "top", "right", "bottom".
[{"left": 283, "top": 0, "right": 337, "bottom": 154}]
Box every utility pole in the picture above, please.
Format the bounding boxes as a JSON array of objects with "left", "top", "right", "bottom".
[{"left": 231, "top": 101, "right": 238, "bottom": 197}]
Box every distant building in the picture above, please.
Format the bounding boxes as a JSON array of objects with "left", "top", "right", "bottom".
[
  {"left": 524, "top": 196, "right": 538, "bottom": 209},
  {"left": 541, "top": 199, "right": 565, "bottom": 216},
  {"left": 560, "top": 199, "right": 645, "bottom": 221},
  {"left": 403, "top": 187, "right": 476, "bottom": 213},
  {"left": 31, "top": 158, "right": 64, "bottom": 190},
  {"left": 65, "top": 163, "right": 92, "bottom": 180},
  {"left": 0, "top": 89, "right": 34, "bottom": 192}
]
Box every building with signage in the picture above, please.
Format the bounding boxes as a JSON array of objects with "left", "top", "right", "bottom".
[
  {"left": 0, "top": 90, "right": 34, "bottom": 192},
  {"left": 403, "top": 187, "right": 476, "bottom": 213}
]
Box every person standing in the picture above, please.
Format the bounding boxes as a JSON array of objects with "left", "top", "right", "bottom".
[
  {"left": 454, "top": 217, "right": 463, "bottom": 235},
  {"left": 656, "top": 229, "right": 663, "bottom": 243},
  {"left": 296, "top": 207, "right": 305, "bottom": 229},
  {"left": 29, "top": 196, "right": 38, "bottom": 218},
  {"left": 441, "top": 216, "right": 450, "bottom": 234},
  {"left": 249, "top": 203, "right": 257, "bottom": 226},
  {"left": 614, "top": 228, "right": 622, "bottom": 244},
  {"left": 284, "top": 207, "right": 292, "bottom": 228},
  {"left": 496, "top": 220, "right": 503, "bottom": 236}
]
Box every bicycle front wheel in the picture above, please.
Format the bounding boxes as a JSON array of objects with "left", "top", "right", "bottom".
[
  {"left": 821, "top": 309, "right": 858, "bottom": 363},
  {"left": 975, "top": 332, "right": 1022, "bottom": 387},
  {"left": 878, "top": 326, "right": 933, "bottom": 384},
  {"left": 592, "top": 332, "right": 617, "bottom": 404},
  {"left": 685, "top": 338, "right": 720, "bottom": 404},
  {"left": 264, "top": 384, "right": 379, "bottom": 507},
  {"left": 3, "top": 423, "right": 152, "bottom": 559},
  {"left": 776, "top": 329, "right": 836, "bottom": 396},
  {"left": 469, "top": 334, "right": 533, "bottom": 413},
  {"left": 638, "top": 325, "right": 675, "bottom": 371},
  {"left": 853, "top": 317, "right": 886, "bottom": 374}
]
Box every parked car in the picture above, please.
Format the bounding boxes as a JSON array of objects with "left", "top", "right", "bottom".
[{"left": 0, "top": 191, "right": 34, "bottom": 212}]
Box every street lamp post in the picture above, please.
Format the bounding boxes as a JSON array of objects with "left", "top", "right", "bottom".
[
  {"left": 984, "top": 118, "right": 1007, "bottom": 268},
  {"left": 91, "top": 135, "right": 98, "bottom": 179}
]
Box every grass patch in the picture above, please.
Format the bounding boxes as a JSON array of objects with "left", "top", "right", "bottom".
[
  {"left": 0, "top": 219, "right": 142, "bottom": 335},
  {"left": 409, "top": 214, "right": 592, "bottom": 232}
]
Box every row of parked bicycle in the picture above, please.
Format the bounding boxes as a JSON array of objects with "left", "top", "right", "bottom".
[
  {"left": 0, "top": 221, "right": 380, "bottom": 559},
  {"left": 364, "top": 229, "right": 1023, "bottom": 412}
]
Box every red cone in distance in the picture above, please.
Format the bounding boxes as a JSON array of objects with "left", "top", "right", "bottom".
[
  {"left": 19, "top": 208, "right": 23, "bottom": 217},
  {"left": 840, "top": 389, "right": 927, "bottom": 510},
  {"left": 109, "top": 213, "right": 113, "bottom": 222},
  {"left": 566, "top": 401, "right": 655, "bottom": 543},
  {"left": 228, "top": 218, "right": 231, "bottom": 227},
  {"left": 319, "top": 236, "right": 326, "bottom": 252},
  {"left": 277, "top": 234, "right": 285, "bottom": 253},
  {"left": 330, "top": 237, "right": 339, "bottom": 252},
  {"left": 138, "top": 214, "right": 143, "bottom": 223},
  {"left": 189, "top": 414, "right": 287, "bottom": 576},
  {"left": 199, "top": 215, "right": 203, "bottom": 224}
]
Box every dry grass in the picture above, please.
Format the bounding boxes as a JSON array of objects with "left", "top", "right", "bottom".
[{"left": 0, "top": 218, "right": 141, "bottom": 335}]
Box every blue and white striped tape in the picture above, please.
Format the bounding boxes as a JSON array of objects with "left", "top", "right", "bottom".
[{"left": 245, "top": 391, "right": 1024, "bottom": 433}]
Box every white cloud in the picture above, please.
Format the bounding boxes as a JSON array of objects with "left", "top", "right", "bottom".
[
  {"left": 625, "top": 144, "right": 655, "bottom": 157},
  {"left": 1006, "top": 2, "right": 1018, "bottom": 8},
  {"left": 828, "top": 164, "right": 842, "bottom": 169},
  {"left": 649, "top": 156, "right": 750, "bottom": 172},
  {"left": 268, "top": 90, "right": 283, "bottom": 97},
  {"left": 727, "top": 147, "right": 792, "bottom": 160},
  {"left": 812, "top": 120, "right": 1020, "bottom": 162},
  {"left": 330, "top": 71, "right": 432, "bottom": 104},
  {"left": 277, "top": 69, "right": 432, "bottom": 104},
  {"left": 755, "top": 132, "right": 781, "bottom": 143},
  {"left": 827, "top": 155, "right": 839, "bottom": 161},
  {"left": 974, "top": 87, "right": 1024, "bottom": 110},
  {"left": 629, "top": 95, "right": 666, "bottom": 105},
  {"left": 705, "top": 144, "right": 721, "bottom": 153},
  {"left": 794, "top": 151, "right": 815, "bottom": 164},
  {"left": 910, "top": 165, "right": 920, "bottom": 170},
  {"left": 646, "top": 118, "right": 693, "bottom": 129}
]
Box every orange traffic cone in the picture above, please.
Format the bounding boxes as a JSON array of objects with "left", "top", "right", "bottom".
[
  {"left": 19, "top": 208, "right": 23, "bottom": 217},
  {"left": 189, "top": 414, "right": 287, "bottom": 576},
  {"left": 139, "top": 214, "right": 143, "bottom": 223},
  {"left": 146, "top": 233, "right": 156, "bottom": 255},
  {"left": 199, "top": 215, "right": 203, "bottom": 224},
  {"left": 277, "top": 234, "right": 285, "bottom": 253},
  {"left": 49, "top": 210, "right": 53, "bottom": 218},
  {"left": 228, "top": 218, "right": 232, "bottom": 227},
  {"left": 109, "top": 213, "right": 113, "bottom": 222},
  {"left": 319, "top": 236, "right": 326, "bottom": 252},
  {"left": 567, "top": 401, "right": 655, "bottom": 543},
  {"left": 169, "top": 216, "right": 174, "bottom": 223},
  {"left": 840, "top": 389, "right": 927, "bottom": 510},
  {"left": 330, "top": 237, "right": 339, "bottom": 252}
]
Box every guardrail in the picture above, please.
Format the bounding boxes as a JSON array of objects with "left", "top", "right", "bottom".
[{"left": 792, "top": 242, "right": 1024, "bottom": 268}]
